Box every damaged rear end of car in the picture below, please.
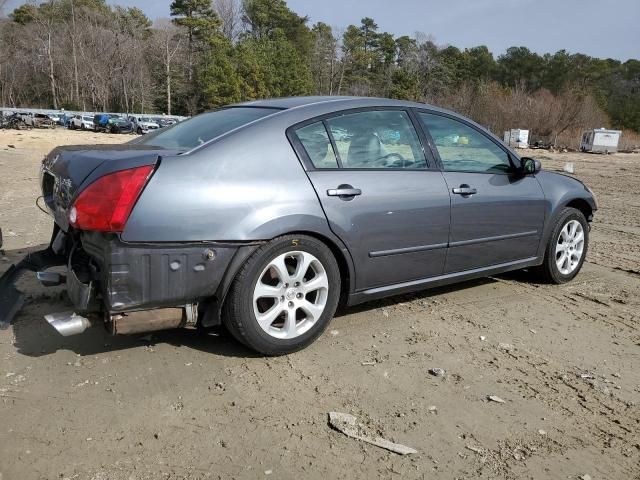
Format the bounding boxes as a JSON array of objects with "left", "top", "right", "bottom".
[
  {"left": 1, "top": 106, "right": 285, "bottom": 337},
  {"left": 0, "top": 148, "right": 229, "bottom": 336}
]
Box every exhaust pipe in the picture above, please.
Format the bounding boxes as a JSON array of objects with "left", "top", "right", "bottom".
[
  {"left": 109, "top": 304, "right": 197, "bottom": 335},
  {"left": 45, "top": 312, "right": 91, "bottom": 336},
  {"left": 37, "top": 271, "right": 66, "bottom": 287},
  {"left": 44, "top": 305, "right": 197, "bottom": 337}
]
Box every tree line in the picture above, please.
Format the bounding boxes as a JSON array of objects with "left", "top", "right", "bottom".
[{"left": 1, "top": 0, "right": 638, "bottom": 143}]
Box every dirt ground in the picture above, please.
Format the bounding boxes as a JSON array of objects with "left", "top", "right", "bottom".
[{"left": 0, "top": 129, "right": 638, "bottom": 480}]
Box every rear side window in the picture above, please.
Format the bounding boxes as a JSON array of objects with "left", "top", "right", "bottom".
[
  {"left": 325, "top": 110, "right": 427, "bottom": 169},
  {"left": 294, "top": 121, "right": 339, "bottom": 168},
  {"left": 137, "top": 107, "right": 278, "bottom": 150},
  {"left": 419, "top": 113, "right": 511, "bottom": 173}
]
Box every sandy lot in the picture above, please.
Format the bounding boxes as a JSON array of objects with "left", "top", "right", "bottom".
[{"left": 0, "top": 129, "right": 638, "bottom": 480}]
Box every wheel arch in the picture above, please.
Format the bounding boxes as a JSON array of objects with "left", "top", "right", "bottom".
[
  {"left": 536, "top": 197, "right": 593, "bottom": 262},
  {"left": 565, "top": 198, "right": 593, "bottom": 222},
  {"left": 199, "top": 230, "right": 355, "bottom": 328}
]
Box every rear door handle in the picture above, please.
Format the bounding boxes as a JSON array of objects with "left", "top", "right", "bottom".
[
  {"left": 452, "top": 185, "right": 477, "bottom": 196},
  {"left": 327, "top": 187, "right": 362, "bottom": 197}
]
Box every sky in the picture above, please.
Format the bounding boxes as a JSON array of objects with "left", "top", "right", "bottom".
[{"left": 4, "top": 0, "right": 639, "bottom": 60}]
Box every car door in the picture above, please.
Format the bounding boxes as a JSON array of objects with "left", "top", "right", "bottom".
[
  {"left": 416, "top": 111, "right": 546, "bottom": 273},
  {"left": 290, "top": 109, "right": 451, "bottom": 291}
]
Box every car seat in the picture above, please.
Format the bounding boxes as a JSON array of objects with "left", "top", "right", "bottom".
[{"left": 347, "top": 133, "right": 388, "bottom": 167}]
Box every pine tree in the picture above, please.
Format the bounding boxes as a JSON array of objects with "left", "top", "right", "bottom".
[{"left": 170, "top": 0, "right": 221, "bottom": 112}]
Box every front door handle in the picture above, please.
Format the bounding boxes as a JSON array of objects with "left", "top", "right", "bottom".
[
  {"left": 327, "top": 185, "right": 362, "bottom": 199},
  {"left": 452, "top": 184, "right": 477, "bottom": 196}
]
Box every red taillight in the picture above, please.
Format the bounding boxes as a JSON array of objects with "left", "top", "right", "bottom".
[{"left": 68, "top": 165, "right": 154, "bottom": 232}]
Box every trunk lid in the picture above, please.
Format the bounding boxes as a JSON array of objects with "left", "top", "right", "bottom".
[{"left": 42, "top": 144, "right": 183, "bottom": 231}]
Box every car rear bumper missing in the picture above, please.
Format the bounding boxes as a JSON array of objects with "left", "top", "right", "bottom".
[
  {"left": 0, "top": 224, "right": 259, "bottom": 334},
  {"left": 79, "top": 231, "right": 238, "bottom": 313}
]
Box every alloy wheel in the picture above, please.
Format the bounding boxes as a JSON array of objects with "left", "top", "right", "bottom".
[
  {"left": 252, "top": 251, "right": 329, "bottom": 339},
  {"left": 555, "top": 219, "right": 585, "bottom": 275}
]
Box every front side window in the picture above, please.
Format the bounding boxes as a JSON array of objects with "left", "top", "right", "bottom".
[
  {"left": 325, "top": 110, "right": 427, "bottom": 169},
  {"left": 294, "top": 121, "right": 339, "bottom": 168},
  {"left": 419, "top": 113, "right": 512, "bottom": 173},
  {"left": 136, "top": 107, "right": 278, "bottom": 150}
]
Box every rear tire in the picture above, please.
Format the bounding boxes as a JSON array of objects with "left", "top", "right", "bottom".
[
  {"left": 534, "top": 207, "right": 589, "bottom": 284},
  {"left": 223, "top": 235, "right": 341, "bottom": 355}
]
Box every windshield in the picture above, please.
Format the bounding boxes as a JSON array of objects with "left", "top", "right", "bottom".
[
  {"left": 136, "top": 107, "right": 278, "bottom": 150},
  {"left": 141, "top": 117, "right": 153, "bottom": 122},
  {"left": 83, "top": 116, "right": 92, "bottom": 121}
]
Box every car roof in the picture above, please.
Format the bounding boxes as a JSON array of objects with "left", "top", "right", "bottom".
[
  {"left": 233, "top": 95, "right": 450, "bottom": 114},
  {"left": 190, "top": 96, "right": 518, "bottom": 159},
  {"left": 230, "top": 95, "right": 499, "bottom": 141}
]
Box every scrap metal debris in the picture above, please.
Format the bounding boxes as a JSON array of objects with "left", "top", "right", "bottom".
[
  {"left": 465, "top": 445, "right": 485, "bottom": 454},
  {"left": 328, "top": 412, "right": 417, "bottom": 455},
  {"left": 487, "top": 395, "right": 506, "bottom": 404}
]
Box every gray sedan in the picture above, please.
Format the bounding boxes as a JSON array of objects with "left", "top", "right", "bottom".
[{"left": 0, "top": 96, "right": 596, "bottom": 355}]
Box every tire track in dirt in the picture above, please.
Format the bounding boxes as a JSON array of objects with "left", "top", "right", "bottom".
[{"left": 453, "top": 270, "right": 640, "bottom": 477}]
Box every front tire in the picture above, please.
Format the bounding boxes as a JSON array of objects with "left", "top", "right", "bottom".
[
  {"left": 223, "top": 235, "right": 341, "bottom": 355},
  {"left": 535, "top": 207, "right": 589, "bottom": 284}
]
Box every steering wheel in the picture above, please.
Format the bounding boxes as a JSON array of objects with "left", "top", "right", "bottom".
[{"left": 374, "top": 152, "right": 407, "bottom": 168}]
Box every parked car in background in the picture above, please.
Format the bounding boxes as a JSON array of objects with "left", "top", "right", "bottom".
[
  {"left": 36, "top": 113, "right": 56, "bottom": 129},
  {"left": 0, "top": 112, "right": 28, "bottom": 129},
  {"left": 153, "top": 116, "right": 178, "bottom": 128},
  {"left": 0, "top": 97, "right": 597, "bottom": 356},
  {"left": 47, "top": 112, "right": 61, "bottom": 125},
  {"left": 108, "top": 116, "right": 134, "bottom": 134},
  {"left": 24, "top": 113, "right": 56, "bottom": 129},
  {"left": 92, "top": 114, "right": 133, "bottom": 133},
  {"left": 69, "top": 114, "right": 94, "bottom": 130},
  {"left": 129, "top": 116, "right": 160, "bottom": 134},
  {"left": 93, "top": 113, "right": 112, "bottom": 132}
]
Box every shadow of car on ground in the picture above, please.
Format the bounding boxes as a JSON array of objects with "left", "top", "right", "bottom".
[{"left": 3, "top": 244, "right": 537, "bottom": 360}]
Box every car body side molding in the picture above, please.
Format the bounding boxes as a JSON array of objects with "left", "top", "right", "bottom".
[
  {"left": 448, "top": 230, "right": 539, "bottom": 248},
  {"left": 348, "top": 256, "right": 540, "bottom": 306},
  {"left": 369, "top": 242, "right": 448, "bottom": 258}
]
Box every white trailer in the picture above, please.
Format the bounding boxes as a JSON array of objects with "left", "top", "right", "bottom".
[
  {"left": 580, "top": 128, "right": 621, "bottom": 153},
  {"left": 503, "top": 129, "right": 529, "bottom": 149}
]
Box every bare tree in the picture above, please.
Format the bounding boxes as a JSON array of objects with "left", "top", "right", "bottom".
[
  {"left": 152, "top": 19, "right": 183, "bottom": 115},
  {"left": 215, "top": 0, "right": 242, "bottom": 41},
  {"left": 28, "top": 2, "right": 60, "bottom": 109},
  {"left": 311, "top": 23, "right": 341, "bottom": 95},
  {"left": 68, "top": 0, "right": 80, "bottom": 105}
]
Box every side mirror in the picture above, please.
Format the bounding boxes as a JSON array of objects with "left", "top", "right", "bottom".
[{"left": 520, "top": 157, "right": 541, "bottom": 175}]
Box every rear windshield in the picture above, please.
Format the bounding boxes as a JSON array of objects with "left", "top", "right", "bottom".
[{"left": 135, "top": 107, "right": 279, "bottom": 150}]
